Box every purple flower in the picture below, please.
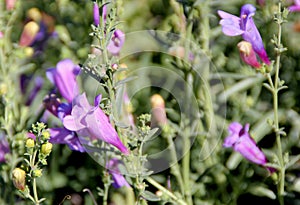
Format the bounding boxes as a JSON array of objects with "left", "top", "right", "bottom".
[
  {"left": 63, "top": 93, "right": 129, "bottom": 155},
  {"left": 49, "top": 128, "right": 85, "bottom": 152},
  {"left": 0, "top": 135, "right": 10, "bottom": 163},
  {"left": 289, "top": 0, "right": 300, "bottom": 12},
  {"left": 102, "top": 4, "right": 107, "bottom": 25},
  {"left": 107, "top": 158, "right": 130, "bottom": 188},
  {"left": 93, "top": 2, "right": 100, "bottom": 26},
  {"left": 224, "top": 122, "right": 272, "bottom": 170},
  {"left": 107, "top": 30, "right": 125, "bottom": 56},
  {"left": 218, "top": 4, "right": 270, "bottom": 65},
  {"left": 46, "top": 59, "right": 80, "bottom": 103}
]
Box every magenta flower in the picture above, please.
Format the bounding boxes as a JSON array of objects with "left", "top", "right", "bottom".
[
  {"left": 0, "top": 32, "right": 3, "bottom": 38},
  {"left": 237, "top": 41, "right": 261, "bottom": 68},
  {"left": 224, "top": 122, "right": 272, "bottom": 170},
  {"left": 46, "top": 59, "right": 80, "bottom": 103},
  {"left": 63, "top": 93, "right": 129, "bottom": 155},
  {"left": 93, "top": 2, "right": 100, "bottom": 26},
  {"left": 107, "top": 30, "right": 125, "bottom": 56},
  {"left": 0, "top": 135, "right": 10, "bottom": 163},
  {"left": 107, "top": 158, "right": 130, "bottom": 188},
  {"left": 218, "top": 4, "right": 270, "bottom": 65},
  {"left": 289, "top": 0, "right": 300, "bottom": 12}
]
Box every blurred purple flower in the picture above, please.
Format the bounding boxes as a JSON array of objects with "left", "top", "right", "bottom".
[
  {"left": 0, "top": 135, "right": 10, "bottom": 163},
  {"left": 107, "top": 30, "right": 125, "bottom": 56},
  {"left": 107, "top": 158, "right": 130, "bottom": 188},
  {"left": 289, "top": 0, "right": 300, "bottom": 12},
  {"left": 63, "top": 93, "right": 129, "bottom": 155},
  {"left": 93, "top": 2, "right": 100, "bottom": 26},
  {"left": 49, "top": 128, "right": 85, "bottom": 152},
  {"left": 224, "top": 122, "right": 274, "bottom": 172},
  {"left": 218, "top": 4, "right": 270, "bottom": 65},
  {"left": 46, "top": 59, "right": 80, "bottom": 103},
  {"left": 102, "top": 4, "right": 107, "bottom": 25},
  {"left": 20, "top": 75, "right": 44, "bottom": 106},
  {"left": 0, "top": 32, "right": 3, "bottom": 38}
]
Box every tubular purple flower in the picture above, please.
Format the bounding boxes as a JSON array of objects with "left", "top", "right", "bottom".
[
  {"left": 218, "top": 4, "right": 270, "bottom": 65},
  {"left": 49, "top": 128, "right": 85, "bottom": 152},
  {"left": 63, "top": 93, "right": 129, "bottom": 155},
  {"left": 107, "top": 30, "right": 125, "bottom": 56},
  {"left": 93, "top": 2, "right": 100, "bottom": 26},
  {"left": 102, "top": 4, "right": 107, "bottom": 25},
  {"left": 224, "top": 122, "right": 273, "bottom": 171},
  {"left": 289, "top": 0, "right": 300, "bottom": 12},
  {"left": 46, "top": 59, "right": 80, "bottom": 103},
  {"left": 107, "top": 158, "right": 130, "bottom": 188},
  {"left": 0, "top": 135, "right": 10, "bottom": 163}
]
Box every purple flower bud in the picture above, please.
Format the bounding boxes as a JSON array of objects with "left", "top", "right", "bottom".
[
  {"left": 0, "top": 135, "right": 10, "bottom": 163},
  {"left": 218, "top": 4, "right": 270, "bottom": 65},
  {"left": 224, "top": 122, "right": 273, "bottom": 171},
  {"left": 46, "top": 59, "right": 80, "bottom": 103},
  {"left": 63, "top": 93, "right": 129, "bottom": 155},
  {"left": 43, "top": 94, "right": 62, "bottom": 117},
  {"left": 102, "top": 4, "right": 107, "bottom": 25},
  {"left": 289, "top": 0, "right": 300, "bottom": 12},
  {"left": 107, "top": 158, "right": 130, "bottom": 188},
  {"left": 107, "top": 30, "right": 125, "bottom": 56},
  {"left": 237, "top": 41, "right": 261, "bottom": 68},
  {"left": 93, "top": 2, "right": 100, "bottom": 26}
]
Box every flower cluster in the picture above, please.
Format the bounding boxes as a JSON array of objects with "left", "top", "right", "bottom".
[{"left": 218, "top": 4, "right": 270, "bottom": 68}]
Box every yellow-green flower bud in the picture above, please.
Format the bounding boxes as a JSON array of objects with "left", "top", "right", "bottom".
[
  {"left": 42, "top": 130, "right": 50, "bottom": 140},
  {"left": 12, "top": 168, "right": 26, "bottom": 191},
  {"left": 26, "top": 138, "right": 35, "bottom": 148},
  {"left": 33, "top": 169, "right": 42, "bottom": 177},
  {"left": 41, "top": 142, "right": 52, "bottom": 155}
]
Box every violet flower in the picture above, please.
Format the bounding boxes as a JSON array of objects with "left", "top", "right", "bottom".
[
  {"left": 289, "top": 0, "right": 300, "bottom": 12},
  {"left": 0, "top": 135, "right": 10, "bottom": 163},
  {"left": 107, "top": 30, "right": 125, "bottom": 56},
  {"left": 93, "top": 2, "right": 100, "bottom": 26},
  {"left": 46, "top": 59, "right": 80, "bottom": 103},
  {"left": 107, "top": 158, "right": 130, "bottom": 188},
  {"left": 218, "top": 4, "right": 270, "bottom": 65},
  {"left": 224, "top": 122, "right": 273, "bottom": 171},
  {"left": 63, "top": 93, "right": 129, "bottom": 155}
]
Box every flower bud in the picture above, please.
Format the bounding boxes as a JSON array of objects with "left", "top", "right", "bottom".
[
  {"left": 33, "top": 169, "right": 42, "bottom": 177},
  {"left": 150, "top": 94, "right": 168, "bottom": 127},
  {"left": 41, "top": 142, "right": 52, "bottom": 155},
  {"left": 19, "top": 21, "right": 39, "bottom": 47},
  {"left": 237, "top": 41, "right": 261, "bottom": 69},
  {"left": 12, "top": 168, "right": 26, "bottom": 191},
  {"left": 25, "top": 138, "right": 35, "bottom": 148},
  {"left": 42, "top": 130, "right": 50, "bottom": 140}
]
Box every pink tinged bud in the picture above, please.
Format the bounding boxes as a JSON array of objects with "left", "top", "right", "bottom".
[
  {"left": 12, "top": 168, "right": 26, "bottom": 191},
  {"left": 150, "top": 94, "right": 168, "bottom": 127},
  {"left": 6, "top": 0, "right": 17, "bottom": 10},
  {"left": 19, "top": 21, "right": 39, "bottom": 47},
  {"left": 0, "top": 32, "right": 3, "bottom": 38},
  {"left": 93, "top": 3, "right": 100, "bottom": 26},
  {"left": 237, "top": 41, "right": 261, "bottom": 68}
]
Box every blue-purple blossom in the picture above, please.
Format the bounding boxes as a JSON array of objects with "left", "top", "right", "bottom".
[
  {"left": 63, "top": 93, "right": 129, "bottom": 155},
  {"left": 218, "top": 4, "right": 270, "bottom": 65},
  {"left": 289, "top": 0, "right": 300, "bottom": 12},
  {"left": 93, "top": 2, "right": 100, "bottom": 26},
  {"left": 107, "top": 30, "right": 125, "bottom": 56},
  {"left": 224, "top": 122, "right": 272, "bottom": 171},
  {"left": 46, "top": 59, "right": 80, "bottom": 103},
  {"left": 107, "top": 158, "right": 130, "bottom": 188},
  {"left": 0, "top": 135, "right": 10, "bottom": 163}
]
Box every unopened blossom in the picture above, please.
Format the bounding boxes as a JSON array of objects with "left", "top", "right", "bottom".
[
  {"left": 107, "top": 30, "right": 125, "bottom": 56},
  {"left": 218, "top": 4, "right": 270, "bottom": 65},
  {"left": 0, "top": 135, "right": 10, "bottom": 163},
  {"left": 46, "top": 59, "right": 80, "bottom": 103},
  {"left": 107, "top": 158, "right": 130, "bottom": 188},
  {"left": 6, "top": 0, "right": 17, "bottom": 10},
  {"left": 224, "top": 122, "right": 273, "bottom": 171},
  {"left": 0, "top": 32, "right": 3, "bottom": 38},
  {"left": 93, "top": 2, "right": 100, "bottom": 26},
  {"left": 19, "top": 21, "right": 40, "bottom": 47},
  {"left": 237, "top": 41, "right": 261, "bottom": 68},
  {"left": 150, "top": 94, "right": 168, "bottom": 127},
  {"left": 289, "top": 0, "right": 300, "bottom": 12},
  {"left": 63, "top": 93, "right": 129, "bottom": 155},
  {"left": 12, "top": 168, "right": 26, "bottom": 191}
]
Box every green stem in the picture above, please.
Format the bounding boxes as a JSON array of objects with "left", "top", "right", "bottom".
[
  {"left": 33, "top": 178, "right": 39, "bottom": 205},
  {"left": 103, "top": 182, "right": 109, "bottom": 205},
  {"left": 146, "top": 177, "right": 187, "bottom": 205},
  {"left": 182, "top": 133, "right": 192, "bottom": 205}
]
